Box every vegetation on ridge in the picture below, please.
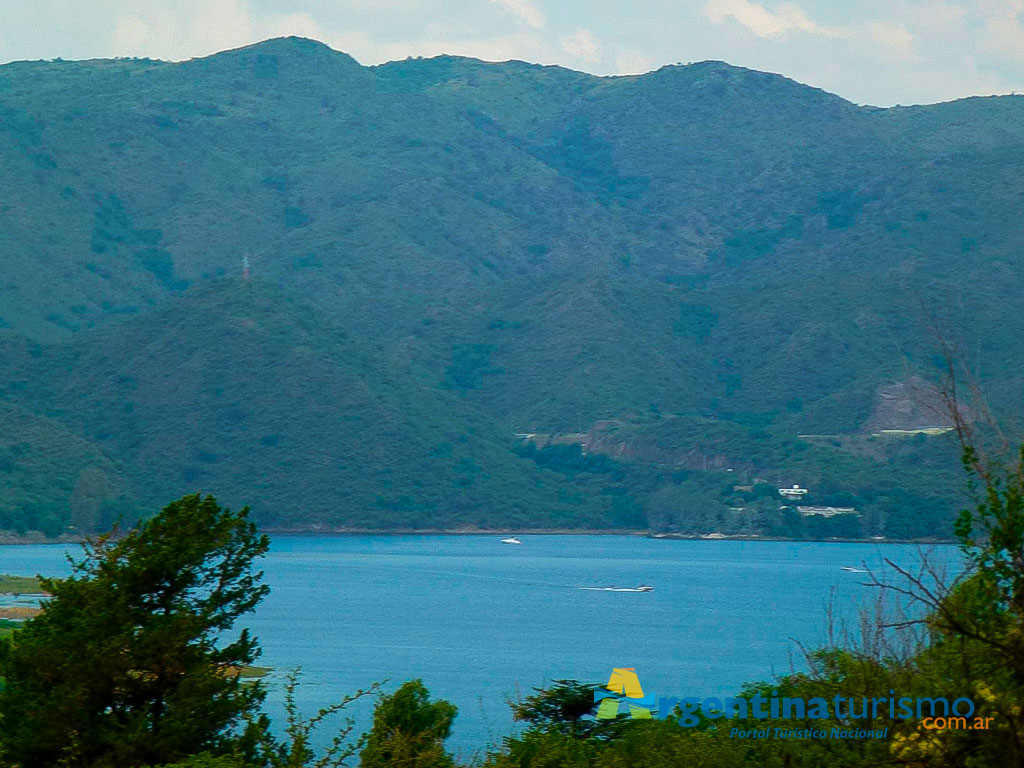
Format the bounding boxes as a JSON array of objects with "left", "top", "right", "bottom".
[{"left": 3, "top": 37, "right": 1023, "bottom": 535}]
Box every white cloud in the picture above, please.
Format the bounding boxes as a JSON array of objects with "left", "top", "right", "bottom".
[
  {"left": 614, "top": 49, "right": 654, "bottom": 75},
  {"left": 488, "top": 0, "right": 545, "bottom": 30},
  {"left": 888, "top": 53, "right": 1011, "bottom": 104},
  {"left": 184, "top": 0, "right": 255, "bottom": 54},
  {"left": 978, "top": 0, "right": 1024, "bottom": 62},
  {"left": 560, "top": 28, "right": 599, "bottom": 64},
  {"left": 898, "top": 1, "right": 967, "bottom": 35},
  {"left": 704, "top": 0, "right": 916, "bottom": 62},
  {"left": 108, "top": 0, "right": 256, "bottom": 60},
  {"left": 862, "top": 21, "right": 915, "bottom": 60},
  {"left": 704, "top": 0, "right": 825, "bottom": 38},
  {"left": 111, "top": 14, "right": 151, "bottom": 53}
]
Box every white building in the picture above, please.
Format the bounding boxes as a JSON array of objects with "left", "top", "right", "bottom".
[
  {"left": 797, "top": 506, "right": 859, "bottom": 518},
  {"left": 778, "top": 484, "right": 809, "bottom": 500}
]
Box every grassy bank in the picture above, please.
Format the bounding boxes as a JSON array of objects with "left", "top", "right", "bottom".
[{"left": 0, "top": 574, "right": 45, "bottom": 594}]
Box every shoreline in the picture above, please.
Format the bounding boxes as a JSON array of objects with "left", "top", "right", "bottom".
[
  {"left": 0, "top": 527, "right": 957, "bottom": 546},
  {"left": 263, "top": 529, "right": 954, "bottom": 545},
  {"left": 0, "top": 532, "right": 86, "bottom": 546}
]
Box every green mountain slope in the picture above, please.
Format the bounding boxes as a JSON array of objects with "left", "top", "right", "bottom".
[
  {"left": 0, "top": 401, "right": 133, "bottom": 535},
  {"left": 3, "top": 281, "right": 638, "bottom": 530},
  {"left": 1, "top": 37, "right": 1020, "bottom": 535}
]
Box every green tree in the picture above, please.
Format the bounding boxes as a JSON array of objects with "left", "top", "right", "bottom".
[
  {"left": 359, "top": 680, "right": 457, "bottom": 768},
  {"left": 645, "top": 481, "right": 728, "bottom": 533},
  {"left": 486, "top": 731, "right": 597, "bottom": 768},
  {"left": 0, "top": 494, "right": 270, "bottom": 768},
  {"left": 872, "top": 437, "right": 1024, "bottom": 765},
  {"left": 510, "top": 680, "right": 604, "bottom": 739},
  {"left": 159, "top": 757, "right": 251, "bottom": 768}
]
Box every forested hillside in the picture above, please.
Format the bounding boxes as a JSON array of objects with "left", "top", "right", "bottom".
[{"left": 2, "top": 36, "right": 1021, "bottom": 535}]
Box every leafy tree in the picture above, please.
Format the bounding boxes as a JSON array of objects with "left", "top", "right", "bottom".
[
  {"left": 159, "top": 757, "right": 251, "bottom": 768},
  {"left": 510, "top": 680, "right": 604, "bottom": 739},
  {"left": 0, "top": 494, "right": 270, "bottom": 768},
  {"left": 486, "top": 731, "right": 597, "bottom": 768},
  {"left": 590, "top": 722, "right": 750, "bottom": 768},
  {"left": 359, "top": 680, "right": 457, "bottom": 768},
  {"left": 869, "top": 443, "right": 1024, "bottom": 764},
  {"left": 645, "top": 481, "right": 728, "bottom": 533}
]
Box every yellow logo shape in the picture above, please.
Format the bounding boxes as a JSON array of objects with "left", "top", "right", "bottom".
[{"left": 605, "top": 667, "right": 644, "bottom": 698}]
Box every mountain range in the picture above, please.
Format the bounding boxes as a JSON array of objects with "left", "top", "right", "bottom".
[{"left": 2, "top": 36, "right": 1020, "bottom": 537}]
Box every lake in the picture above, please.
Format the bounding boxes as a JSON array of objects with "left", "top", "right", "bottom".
[{"left": 0, "top": 535, "right": 956, "bottom": 759}]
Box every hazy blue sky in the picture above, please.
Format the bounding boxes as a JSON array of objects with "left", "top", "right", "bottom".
[{"left": 2, "top": 1, "right": 1023, "bottom": 105}]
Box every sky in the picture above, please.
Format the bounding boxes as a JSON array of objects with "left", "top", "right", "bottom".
[{"left": 2, "top": 0, "right": 1023, "bottom": 106}]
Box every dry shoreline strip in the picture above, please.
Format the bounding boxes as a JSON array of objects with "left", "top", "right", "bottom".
[{"left": 0, "top": 574, "right": 48, "bottom": 621}]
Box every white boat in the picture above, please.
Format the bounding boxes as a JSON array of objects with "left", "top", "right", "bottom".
[
  {"left": 578, "top": 585, "right": 654, "bottom": 593},
  {"left": 840, "top": 566, "right": 867, "bottom": 573},
  {"left": 501, "top": 536, "right": 522, "bottom": 545}
]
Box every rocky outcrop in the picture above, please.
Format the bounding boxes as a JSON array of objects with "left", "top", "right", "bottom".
[
  {"left": 861, "top": 377, "right": 954, "bottom": 433},
  {"left": 582, "top": 421, "right": 741, "bottom": 470}
]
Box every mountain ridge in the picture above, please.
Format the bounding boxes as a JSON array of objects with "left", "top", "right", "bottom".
[{"left": 1, "top": 37, "right": 1019, "bottom": 537}]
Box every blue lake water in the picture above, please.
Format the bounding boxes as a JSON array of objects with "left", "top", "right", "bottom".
[{"left": 0, "top": 535, "right": 956, "bottom": 759}]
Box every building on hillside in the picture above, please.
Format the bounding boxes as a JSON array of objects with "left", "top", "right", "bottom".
[
  {"left": 778, "top": 484, "right": 809, "bottom": 500},
  {"left": 797, "top": 506, "right": 859, "bottom": 518}
]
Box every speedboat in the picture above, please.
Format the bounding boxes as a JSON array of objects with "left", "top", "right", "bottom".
[
  {"left": 501, "top": 536, "right": 522, "bottom": 545},
  {"left": 578, "top": 584, "right": 654, "bottom": 592},
  {"left": 840, "top": 566, "right": 867, "bottom": 573}
]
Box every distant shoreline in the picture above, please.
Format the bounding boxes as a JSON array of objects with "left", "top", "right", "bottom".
[
  {"left": 261, "top": 528, "right": 955, "bottom": 545},
  {"left": 0, "top": 528, "right": 956, "bottom": 546},
  {"left": 262, "top": 526, "right": 650, "bottom": 536},
  {"left": 0, "top": 532, "right": 84, "bottom": 546}
]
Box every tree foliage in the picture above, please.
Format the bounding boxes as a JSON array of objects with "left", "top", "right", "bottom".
[
  {"left": 0, "top": 494, "right": 270, "bottom": 767},
  {"left": 510, "top": 681, "right": 606, "bottom": 739},
  {"left": 359, "top": 680, "right": 457, "bottom": 768}
]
